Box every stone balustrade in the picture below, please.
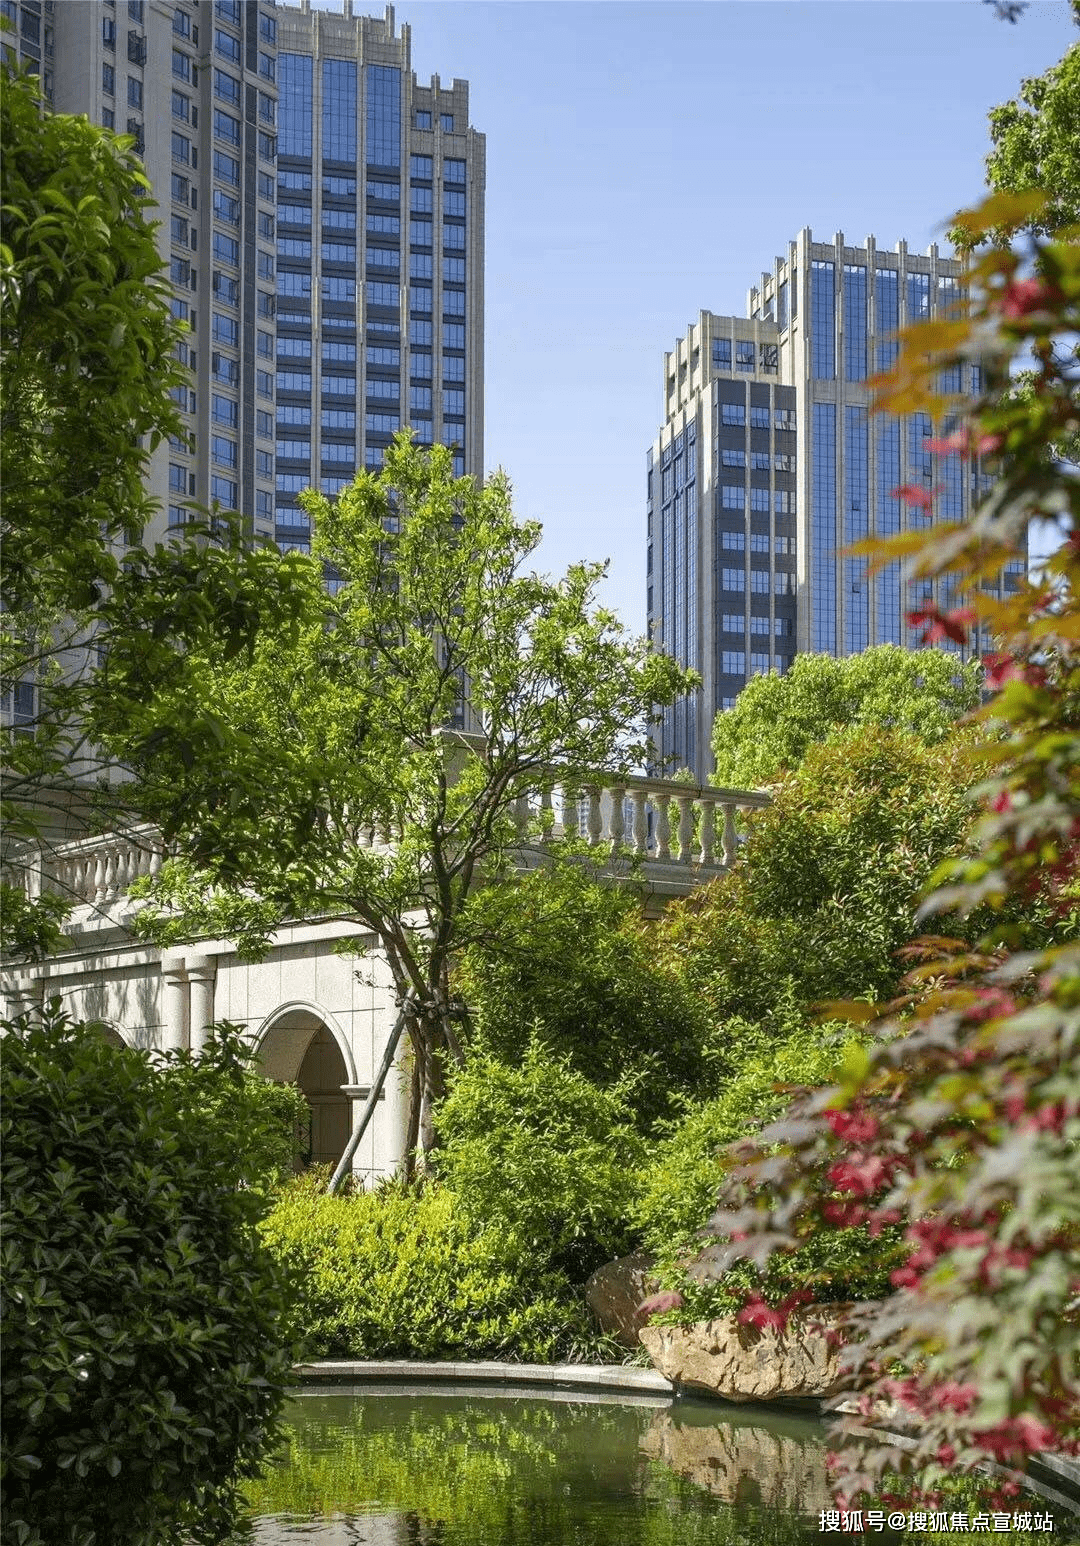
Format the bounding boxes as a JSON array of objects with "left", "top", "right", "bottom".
[
  {"left": 10, "top": 774, "right": 768, "bottom": 917},
  {"left": 15, "top": 825, "right": 165, "bottom": 910},
  {"left": 510, "top": 773, "right": 769, "bottom": 874}
]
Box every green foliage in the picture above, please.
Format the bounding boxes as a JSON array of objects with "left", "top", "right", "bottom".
[
  {"left": 455, "top": 867, "right": 712, "bottom": 1128},
  {"left": 634, "top": 1029, "right": 859, "bottom": 1262},
  {"left": 434, "top": 1040, "right": 647, "bottom": 1281},
  {"left": 260, "top": 1173, "right": 602, "bottom": 1363},
  {"left": 656, "top": 726, "right": 980, "bottom": 1026},
  {"left": 982, "top": 38, "right": 1080, "bottom": 238},
  {"left": 99, "top": 435, "right": 697, "bottom": 1152},
  {"left": 710, "top": 645, "right": 981, "bottom": 789},
  {"left": 0, "top": 1006, "right": 296, "bottom": 1546},
  {"left": 0, "top": 65, "right": 183, "bottom": 614}
]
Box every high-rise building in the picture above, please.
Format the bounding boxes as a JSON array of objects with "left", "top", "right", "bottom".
[
  {"left": 647, "top": 228, "right": 1022, "bottom": 780},
  {"left": 4, "top": 0, "right": 485, "bottom": 552}
]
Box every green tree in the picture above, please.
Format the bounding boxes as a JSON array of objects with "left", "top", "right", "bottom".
[
  {"left": 983, "top": 22, "right": 1080, "bottom": 237},
  {"left": 709, "top": 645, "right": 980, "bottom": 789},
  {"left": 454, "top": 867, "right": 712, "bottom": 1129},
  {"left": 97, "top": 436, "right": 695, "bottom": 1159},
  {"left": 1, "top": 1007, "right": 297, "bottom": 1546},
  {"left": 659, "top": 725, "right": 983, "bottom": 1036},
  {"left": 0, "top": 68, "right": 307, "bottom": 961}
]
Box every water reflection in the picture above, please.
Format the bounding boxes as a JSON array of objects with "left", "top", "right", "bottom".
[{"left": 242, "top": 1387, "right": 835, "bottom": 1545}]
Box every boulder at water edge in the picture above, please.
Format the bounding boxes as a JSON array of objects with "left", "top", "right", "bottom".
[
  {"left": 584, "top": 1254, "right": 657, "bottom": 1349},
  {"left": 639, "top": 1308, "right": 849, "bottom": 1405}
]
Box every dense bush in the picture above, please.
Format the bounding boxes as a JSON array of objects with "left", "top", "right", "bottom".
[
  {"left": 456, "top": 867, "right": 712, "bottom": 1127},
  {"left": 434, "top": 1041, "right": 646, "bottom": 1281},
  {"left": 0, "top": 1008, "right": 296, "bottom": 1546},
  {"left": 655, "top": 726, "right": 981, "bottom": 1030},
  {"left": 634, "top": 1028, "right": 899, "bottom": 1321},
  {"left": 260, "top": 1173, "right": 602, "bottom": 1363}
]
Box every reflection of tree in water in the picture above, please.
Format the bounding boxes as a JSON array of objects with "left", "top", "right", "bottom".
[{"left": 242, "top": 1392, "right": 832, "bottom": 1545}]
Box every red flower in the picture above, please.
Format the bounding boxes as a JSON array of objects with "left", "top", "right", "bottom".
[
  {"left": 977, "top": 433, "right": 1004, "bottom": 456},
  {"left": 998, "top": 278, "right": 1063, "bottom": 320},
  {"left": 637, "top": 1290, "right": 684, "bottom": 1319},
  {"left": 828, "top": 1153, "right": 889, "bottom": 1197},
  {"left": 826, "top": 1108, "right": 880, "bottom": 1143},
  {"left": 737, "top": 1296, "right": 789, "bottom": 1332},
  {"left": 908, "top": 606, "right": 976, "bottom": 647},
  {"left": 891, "top": 484, "right": 934, "bottom": 510}
]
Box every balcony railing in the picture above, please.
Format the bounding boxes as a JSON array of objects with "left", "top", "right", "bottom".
[{"left": 9, "top": 774, "right": 769, "bottom": 917}]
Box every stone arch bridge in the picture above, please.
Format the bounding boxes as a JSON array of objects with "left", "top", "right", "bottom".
[{"left": 4, "top": 774, "right": 767, "bottom": 1184}]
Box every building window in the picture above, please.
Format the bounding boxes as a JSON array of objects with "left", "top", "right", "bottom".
[
  {"left": 720, "top": 402, "right": 744, "bottom": 427},
  {"left": 213, "top": 108, "right": 240, "bottom": 146},
  {"left": 212, "top": 313, "right": 238, "bottom": 346},
  {"left": 102, "top": 62, "right": 115, "bottom": 94},
  {"left": 410, "top": 186, "right": 433, "bottom": 214},
  {"left": 442, "top": 354, "right": 464, "bottom": 382},
  {"left": 442, "top": 289, "right": 465, "bottom": 316},
  {"left": 103, "top": 16, "right": 116, "bottom": 48},
  {"left": 443, "top": 222, "right": 465, "bottom": 250},
  {"left": 213, "top": 232, "right": 239, "bottom": 266},
  {"left": 211, "top": 392, "right": 238, "bottom": 426},
  {"left": 368, "top": 179, "right": 400, "bottom": 202},
  {"left": 720, "top": 530, "right": 745, "bottom": 551},
  {"left": 443, "top": 189, "right": 465, "bottom": 217},
  {"left": 410, "top": 285, "right": 432, "bottom": 314},
  {"left": 440, "top": 113, "right": 454, "bottom": 132},
  {"left": 721, "top": 651, "right": 745, "bottom": 674},
  {"left": 366, "top": 63, "right": 401, "bottom": 168},
  {"left": 721, "top": 568, "right": 745, "bottom": 593},
  {"left": 322, "top": 57, "right": 356, "bottom": 161},
  {"left": 444, "top": 158, "right": 466, "bottom": 184},
  {"left": 410, "top": 154, "right": 433, "bottom": 180},
  {"left": 415, "top": 110, "right": 431, "bottom": 129},
  {"left": 712, "top": 338, "right": 731, "bottom": 370},
  {"left": 811, "top": 260, "right": 836, "bottom": 380},
  {"left": 735, "top": 340, "right": 754, "bottom": 373},
  {"left": 211, "top": 475, "right": 237, "bottom": 507},
  {"left": 366, "top": 281, "right": 400, "bottom": 309}
]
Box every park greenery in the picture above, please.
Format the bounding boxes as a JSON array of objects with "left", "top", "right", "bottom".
[
  {"left": 96, "top": 434, "right": 696, "bottom": 1158},
  {"left": 3, "top": 9, "right": 1079, "bottom": 1533}
]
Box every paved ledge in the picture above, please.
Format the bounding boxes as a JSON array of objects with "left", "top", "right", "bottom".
[{"left": 294, "top": 1359, "right": 673, "bottom": 1396}]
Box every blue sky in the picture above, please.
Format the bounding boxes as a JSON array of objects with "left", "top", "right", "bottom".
[{"left": 332, "top": 0, "right": 1076, "bottom": 633}]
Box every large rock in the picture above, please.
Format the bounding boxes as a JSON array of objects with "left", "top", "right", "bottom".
[
  {"left": 584, "top": 1253, "right": 657, "bottom": 1349},
  {"left": 639, "top": 1308, "right": 849, "bottom": 1406}
]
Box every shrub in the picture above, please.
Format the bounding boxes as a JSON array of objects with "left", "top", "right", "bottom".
[
  {"left": 0, "top": 1007, "right": 295, "bottom": 1546},
  {"left": 260, "top": 1173, "right": 599, "bottom": 1362},
  {"left": 435, "top": 1040, "right": 647, "bottom": 1281},
  {"left": 635, "top": 1029, "right": 900, "bottom": 1322},
  {"left": 655, "top": 727, "right": 981, "bottom": 1031},
  {"left": 456, "top": 867, "right": 712, "bottom": 1127}
]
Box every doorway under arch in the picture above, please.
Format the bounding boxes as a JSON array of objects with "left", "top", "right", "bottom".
[{"left": 255, "top": 1006, "right": 353, "bottom": 1171}]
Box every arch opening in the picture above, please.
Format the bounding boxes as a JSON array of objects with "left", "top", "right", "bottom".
[{"left": 255, "top": 1008, "right": 352, "bottom": 1171}]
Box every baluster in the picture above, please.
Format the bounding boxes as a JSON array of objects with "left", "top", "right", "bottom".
[
  {"left": 676, "top": 795, "right": 694, "bottom": 864},
  {"left": 722, "top": 802, "right": 737, "bottom": 868},
  {"left": 631, "top": 789, "right": 648, "bottom": 856},
  {"left": 562, "top": 783, "right": 577, "bottom": 840},
  {"left": 513, "top": 793, "right": 530, "bottom": 838},
  {"left": 586, "top": 787, "right": 602, "bottom": 849},
  {"left": 539, "top": 786, "right": 553, "bottom": 845},
  {"left": 104, "top": 844, "right": 119, "bottom": 902},
  {"left": 654, "top": 797, "right": 671, "bottom": 862},
  {"left": 148, "top": 846, "right": 162, "bottom": 879},
  {"left": 118, "top": 845, "right": 133, "bottom": 894},
  {"left": 92, "top": 850, "right": 107, "bottom": 904},
  {"left": 699, "top": 797, "right": 716, "bottom": 866},
  {"left": 608, "top": 784, "right": 625, "bottom": 858}
]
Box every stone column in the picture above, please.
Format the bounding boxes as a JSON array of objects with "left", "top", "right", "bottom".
[
  {"left": 186, "top": 953, "right": 217, "bottom": 1056},
  {"left": 160, "top": 954, "right": 188, "bottom": 1053}
]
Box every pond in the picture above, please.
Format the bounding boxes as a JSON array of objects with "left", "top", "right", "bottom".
[{"left": 242, "top": 1381, "right": 889, "bottom": 1545}]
